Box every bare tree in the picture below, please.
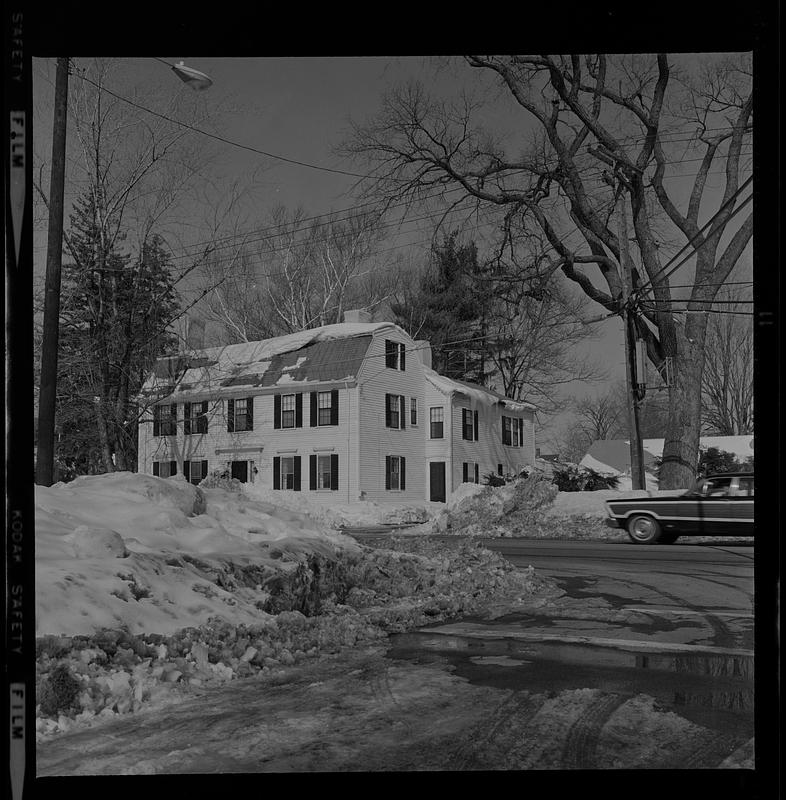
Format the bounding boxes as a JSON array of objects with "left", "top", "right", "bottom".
[
  {"left": 574, "top": 391, "right": 625, "bottom": 441},
  {"left": 701, "top": 288, "right": 753, "bottom": 435},
  {"left": 202, "top": 205, "right": 397, "bottom": 343},
  {"left": 345, "top": 54, "right": 752, "bottom": 488}
]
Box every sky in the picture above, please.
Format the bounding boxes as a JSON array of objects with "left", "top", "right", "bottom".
[{"left": 31, "top": 55, "right": 752, "bottom": 447}]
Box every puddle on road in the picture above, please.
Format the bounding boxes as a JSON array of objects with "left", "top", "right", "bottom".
[{"left": 388, "top": 631, "right": 754, "bottom": 738}]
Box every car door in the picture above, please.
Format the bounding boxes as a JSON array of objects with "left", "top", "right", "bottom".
[
  {"left": 730, "top": 475, "right": 755, "bottom": 534},
  {"left": 697, "top": 476, "right": 734, "bottom": 534}
]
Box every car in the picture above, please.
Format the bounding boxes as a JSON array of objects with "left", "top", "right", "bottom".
[{"left": 604, "top": 472, "right": 754, "bottom": 544}]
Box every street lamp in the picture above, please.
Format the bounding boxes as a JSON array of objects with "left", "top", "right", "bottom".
[{"left": 35, "top": 58, "right": 213, "bottom": 486}]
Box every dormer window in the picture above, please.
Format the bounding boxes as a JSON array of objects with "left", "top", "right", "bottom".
[{"left": 385, "top": 339, "right": 406, "bottom": 371}]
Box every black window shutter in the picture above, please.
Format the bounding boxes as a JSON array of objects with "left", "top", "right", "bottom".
[
  {"left": 227, "top": 399, "right": 235, "bottom": 432},
  {"left": 310, "top": 392, "right": 318, "bottom": 427},
  {"left": 463, "top": 462, "right": 469, "bottom": 482},
  {"left": 399, "top": 395, "right": 406, "bottom": 428},
  {"left": 330, "top": 389, "right": 339, "bottom": 425},
  {"left": 462, "top": 409, "right": 469, "bottom": 440},
  {"left": 246, "top": 397, "right": 254, "bottom": 430},
  {"left": 385, "top": 339, "right": 395, "bottom": 368},
  {"left": 519, "top": 421, "right": 524, "bottom": 447},
  {"left": 385, "top": 456, "right": 391, "bottom": 489},
  {"left": 183, "top": 403, "right": 191, "bottom": 435},
  {"left": 498, "top": 463, "right": 503, "bottom": 475},
  {"left": 170, "top": 460, "right": 177, "bottom": 476},
  {"left": 153, "top": 407, "right": 160, "bottom": 437},
  {"left": 474, "top": 463, "right": 479, "bottom": 484},
  {"left": 170, "top": 404, "right": 177, "bottom": 435},
  {"left": 309, "top": 454, "right": 317, "bottom": 490},
  {"left": 474, "top": 410, "right": 479, "bottom": 441},
  {"left": 385, "top": 394, "right": 392, "bottom": 427},
  {"left": 183, "top": 460, "right": 191, "bottom": 482},
  {"left": 202, "top": 401, "right": 209, "bottom": 434},
  {"left": 152, "top": 461, "right": 160, "bottom": 476},
  {"left": 293, "top": 456, "right": 301, "bottom": 491},
  {"left": 400, "top": 456, "right": 406, "bottom": 491},
  {"left": 274, "top": 394, "right": 281, "bottom": 429},
  {"left": 273, "top": 457, "right": 281, "bottom": 489},
  {"left": 400, "top": 343, "right": 405, "bottom": 371},
  {"left": 295, "top": 393, "right": 303, "bottom": 427},
  {"left": 201, "top": 460, "right": 208, "bottom": 479},
  {"left": 330, "top": 453, "right": 339, "bottom": 491}
]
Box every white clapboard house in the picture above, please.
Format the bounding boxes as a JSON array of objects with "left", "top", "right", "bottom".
[{"left": 137, "top": 314, "right": 536, "bottom": 504}]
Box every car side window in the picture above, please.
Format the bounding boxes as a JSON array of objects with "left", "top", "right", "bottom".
[
  {"left": 704, "top": 478, "right": 732, "bottom": 497},
  {"left": 737, "top": 477, "right": 754, "bottom": 497}
]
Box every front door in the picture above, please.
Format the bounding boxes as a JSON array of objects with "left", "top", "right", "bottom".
[
  {"left": 231, "top": 460, "right": 248, "bottom": 483},
  {"left": 429, "top": 461, "right": 446, "bottom": 503}
]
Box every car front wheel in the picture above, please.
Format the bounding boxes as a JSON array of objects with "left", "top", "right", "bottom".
[{"left": 627, "top": 514, "right": 662, "bottom": 544}]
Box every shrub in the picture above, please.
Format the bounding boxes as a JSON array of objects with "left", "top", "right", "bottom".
[
  {"left": 483, "top": 471, "right": 506, "bottom": 487},
  {"left": 38, "top": 663, "right": 81, "bottom": 716},
  {"left": 199, "top": 470, "right": 243, "bottom": 492},
  {"left": 552, "top": 465, "right": 620, "bottom": 491}
]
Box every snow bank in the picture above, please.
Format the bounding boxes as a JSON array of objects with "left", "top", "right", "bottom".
[
  {"left": 35, "top": 472, "right": 358, "bottom": 637},
  {"left": 242, "top": 482, "right": 433, "bottom": 528}
]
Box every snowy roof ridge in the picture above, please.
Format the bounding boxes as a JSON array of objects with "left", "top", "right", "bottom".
[{"left": 423, "top": 366, "right": 537, "bottom": 412}]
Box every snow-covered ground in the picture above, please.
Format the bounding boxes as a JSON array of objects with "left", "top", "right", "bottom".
[{"left": 34, "top": 472, "right": 551, "bottom": 738}]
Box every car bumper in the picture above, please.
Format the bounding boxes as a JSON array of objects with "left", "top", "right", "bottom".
[{"left": 605, "top": 517, "right": 622, "bottom": 529}]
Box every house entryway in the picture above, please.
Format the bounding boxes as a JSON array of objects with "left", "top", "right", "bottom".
[
  {"left": 429, "top": 461, "right": 446, "bottom": 503},
  {"left": 230, "top": 460, "right": 249, "bottom": 482}
]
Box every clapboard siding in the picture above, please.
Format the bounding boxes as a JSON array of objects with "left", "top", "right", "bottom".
[
  {"left": 138, "top": 385, "right": 358, "bottom": 504},
  {"left": 355, "top": 330, "right": 425, "bottom": 503}
]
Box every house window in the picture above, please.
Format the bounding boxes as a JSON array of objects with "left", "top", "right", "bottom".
[
  {"left": 184, "top": 401, "right": 208, "bottom": 435},
  {"left": 228, "top": 397, "right": 254, "bottom": 432},
  {"left": 273, "top": 455, "right": 301, "bottom": 491},
  {"left": 281, "top": 394, "right": 296, "bottom": 428},
  {"left": 317, "top": 455, "right": 332, "bottom": 489},
  {"left": 462, "top": 462, "right": 479, "bottom": 484},
  {"left": 385, "top": 455, "right": 406, "bottom": 491},
  {"left": 281, "top": 457, "right": 295, "bottom": 489},
  {"left": 184, "top": 459, "right": 208, "bottom": 485},
  {"left": 153, "top": 404, "right": 177, "bottom": 437},
  {"left": 430, "top": 407, "right": 444, "bottom": 439},
  {"left": 385, "top": 393, "right": 405, "bottom": 429},
  {"left": 502, "top": 416, "right": 512, "bottom": 446},
  {"left": 153, "top": 460, "right": 177, "bottom": 478},
  {"left": 318, "top": 392, "right": 333, "bottom": 426},
  {"left": 462, "top": 408, "right": 478, "bottom": 441},
  {"left": 410, "top": 397, "right": 418, "bottom": 426},
  {"left": 385, "top": 339, "right": 406, "bottom": 371},
  {"left": 309, "top": 453, "right": 339, "bottom": 491}
]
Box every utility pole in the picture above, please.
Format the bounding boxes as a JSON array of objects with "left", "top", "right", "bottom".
[
  {"left": 36, "top": 57, "right": 69, "bottom": 486},
  {"left": 615, "top": 196, "right": 646, "bottom": 490}
]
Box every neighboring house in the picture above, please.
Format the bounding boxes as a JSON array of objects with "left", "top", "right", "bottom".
[
  {"left": 580, "top": 435, "right": 755, "bottom": 477},
  {"left": 137, "top": 314, "right": 537, "bottom": 504},
  {"left": 423, "top": 368, "right": 536, "bottom": 502}
]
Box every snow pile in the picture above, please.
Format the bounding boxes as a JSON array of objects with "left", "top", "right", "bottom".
[
  {"left": 35, "top": 472, "right": 357, "bottom": 638},
  {"left": 35, "top": 472, "right": 557, "bottom": 739},
  {"left": 242, "top": 482, "right": 433, "bottom": 528}
]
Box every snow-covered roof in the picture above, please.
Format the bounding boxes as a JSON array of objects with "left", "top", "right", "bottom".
[
  {"left": 581, "top": 435, "right": 754, "bottom": 475},
  {"left": 423, "top": 367, "right": 536, "bottom": 412},
  {"left": 141, "top": 322, "right": 408, "bottom": 398}
]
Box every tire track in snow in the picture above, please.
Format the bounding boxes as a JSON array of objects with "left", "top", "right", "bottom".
[
  {"left": 448, "top": 690, "right": 541, "bottom": 769},
  {"left": 560, "top": 692, "right": 630, "bottom": 768}
]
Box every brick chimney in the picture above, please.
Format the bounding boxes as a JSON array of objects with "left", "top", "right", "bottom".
[
  {"left": 415, "top": 340, "right": 432, "bottom": 369},
  {"left": 343, "top": 309, "right": 373, "bottom": 324}
]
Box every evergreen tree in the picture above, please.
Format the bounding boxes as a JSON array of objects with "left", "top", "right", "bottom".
[
  {"left": 56, "top": 193, "right": 180, "bottom": 476},
  {"left": 392, "top": 232, "right": 494, "bottom": 384}
]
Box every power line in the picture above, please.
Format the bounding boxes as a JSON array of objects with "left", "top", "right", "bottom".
[
  {"left": 72, "top": 71, "right": 404, "bottom": 184},
  {"left": 631, "top": 176, "right": 753, "bottom": 299}
]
